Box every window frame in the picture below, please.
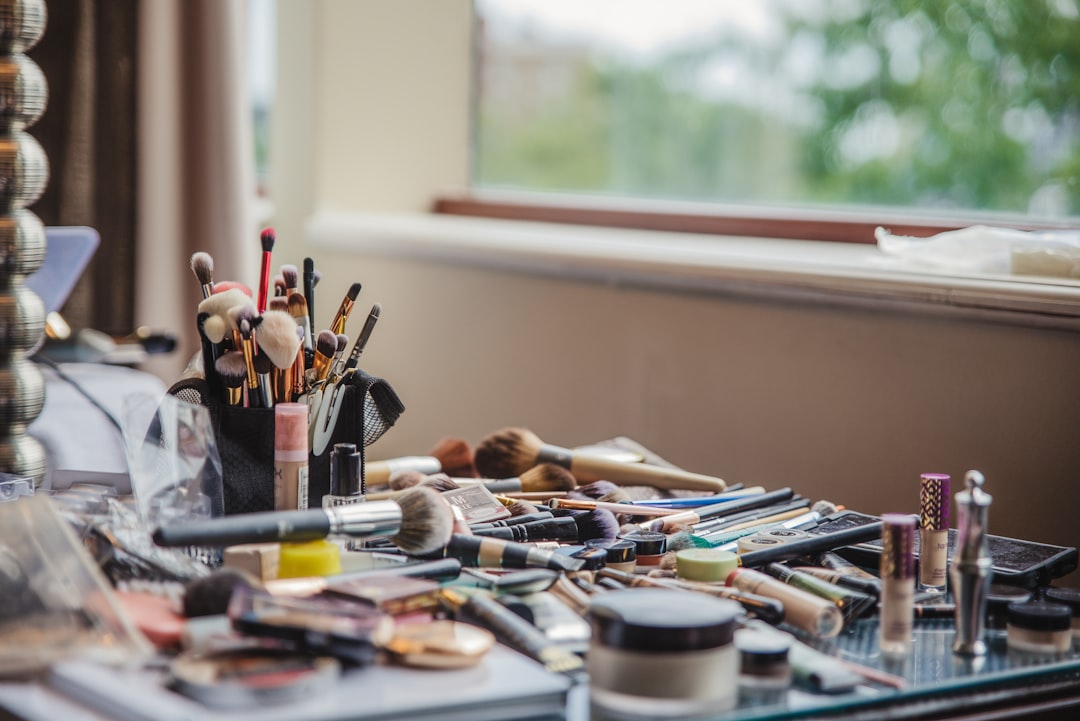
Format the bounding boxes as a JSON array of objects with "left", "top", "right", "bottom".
[{"left": 441, "top": 3, "right": 1080, "bottom": 245}]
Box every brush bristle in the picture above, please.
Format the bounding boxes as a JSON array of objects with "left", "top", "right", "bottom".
[
  {"left": 335, "top": 333, "right": 349, "bottom": 353},
  {"left": 665, "top": 531, "right": 700, "bottom": 553},
  {"left": 253, "top": 352, "right": 273, "bottom": 374},
  {"left": 519, "top": 463, "right": 576, "bottom": 493},
  {"left": 198, "top": 288, "right": 250, "bottom": 319},
  {"left": 346, "top": 281, "right": 362, "bottom": 301},
  {"left": 226, "top": 303, "right": 259, "bottom": 332},
  {"left": 313, "top": 270, "right": 322, "bottom": 286},
  {"left": 596, "top": 488, "right": 632, "bottom": 505},
  {"left": 182, "top": 569, "right": 261, "bottom": 618},
  {"left": 812, "top": 499, "right": 840, "bottom": 517},
  {"left": 420, "top": 473, "right": 460, "bottom": 493},
  {"left": 257, "top": 310, "right": 303, "bottom": 368},
  {"left": 392, "top": 486, "right": 454, "bottom": 555},
  {"left": 287, "top": 291, "right": 308, "bottom": 319},
  {"left": 203, "top": 315, "right": 227, "bottom": 344},
  {"left": 260, "top": 227, "right": 276, "bottom": 252},
  {"left": 501, "top": 498, "right": 540, "bottom": 517},
  {"left": 567, "top": 480, "right": 621, "bottom": 500},
  {"left": 387, "top": 469, "right": 427, "bottom": 491},
  {"left": 215, "top": 350, "right": 248, "bottom": 383},
  {"left": 281, "top": 264, "right": 298, "bottom": 289},
  {"left": 190, "top": 252, "right": 213, "bottom": 284},
  {"left": 268, "top": 297, "right": 289, "bottom": 313},
  {"left": 274, "top": 276, "right": 286, "bottom": 296},
  {"left": 428, "top": 437, "right": 478, "bottom": 478},
  {"left": 474, "top": 427, "right": 544, "bottom": 478},
  {"left": 574, "top": 508, "right": 620, "bottom": 542},
  {"left": 315, "top": 329, "right": 338, "bottom": 358}
]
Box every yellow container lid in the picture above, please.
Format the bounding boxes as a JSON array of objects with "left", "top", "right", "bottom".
[{"left": 277, "top": 539, "right": 342, "bottom": 578}]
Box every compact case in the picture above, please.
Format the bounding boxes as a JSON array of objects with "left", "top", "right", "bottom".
[{"left": 166, "top": 372, "right": 404, "bottom": 514}]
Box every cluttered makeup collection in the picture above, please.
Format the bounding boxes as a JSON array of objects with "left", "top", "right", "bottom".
[{"left": 1, "top": 233, "right": 1079, "bottom": 721}]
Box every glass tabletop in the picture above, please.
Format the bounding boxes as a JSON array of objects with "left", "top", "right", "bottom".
[{"left": 712, "top": 617, "right": 1080, "bottom": 720}]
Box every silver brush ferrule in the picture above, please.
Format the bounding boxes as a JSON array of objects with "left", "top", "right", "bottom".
[
  {"left": 325, "top": 500, "right": 402, "bottom": 540},
  {"left": 951, "top": 470, "right": 993, "bottom": 656}
]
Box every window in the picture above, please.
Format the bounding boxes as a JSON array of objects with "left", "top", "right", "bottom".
[
  {"left": 460, "top": 0, "right": 1080, "bottom": 240},
  {"left": 248, "top": 0, "right": 276, "bottom": 195}
]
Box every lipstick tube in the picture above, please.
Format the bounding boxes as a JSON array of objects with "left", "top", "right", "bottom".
[
  {"left": 879, "top": 513, "right": 916, "bottom": 655},
  {"left": 918, "top": 473, "right": 950, "bottom": 593}
]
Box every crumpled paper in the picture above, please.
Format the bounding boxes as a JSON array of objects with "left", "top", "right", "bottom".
[{"left": 875, "top": 225, "right": 1080, "bottom": 278}]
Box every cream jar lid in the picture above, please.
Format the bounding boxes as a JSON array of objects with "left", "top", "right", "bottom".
[{"left": 588, "top": 588, "right": 740, "bottom": 653}]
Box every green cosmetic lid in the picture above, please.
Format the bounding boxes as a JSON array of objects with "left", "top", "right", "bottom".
[{"left": 675, "top": 548, "right": 739, "bottom": 583}]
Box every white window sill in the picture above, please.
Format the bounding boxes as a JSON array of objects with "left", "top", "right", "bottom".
[{"left": 307, "top": 211, "right": 1080, "bottom": 331}]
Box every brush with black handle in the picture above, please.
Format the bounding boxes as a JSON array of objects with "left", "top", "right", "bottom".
[{"left": 153, "top": 486, "right": 454, "bottom": 555}]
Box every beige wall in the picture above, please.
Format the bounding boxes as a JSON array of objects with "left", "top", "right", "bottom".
[{"left": 271, "top": 2, "right": 1080, "bottom": 579}]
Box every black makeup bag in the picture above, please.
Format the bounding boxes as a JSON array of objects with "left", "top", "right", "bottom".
[{"left": 165, "top": 371, "right": 404, "bottom": 514}]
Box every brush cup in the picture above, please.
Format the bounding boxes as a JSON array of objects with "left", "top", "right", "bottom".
[{"left": 0, "top": 0, "right": 48, "bottom": 487}]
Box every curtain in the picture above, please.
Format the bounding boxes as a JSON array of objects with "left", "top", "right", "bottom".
[
  {"left": 136, "top": 0, "right": 256, "bottom": 383},
  {"left": 29, "top": 0, "right": 255, "bottom": 383},
  {"left": 29, "top": 0, "right": 138, "bottom": 337}
]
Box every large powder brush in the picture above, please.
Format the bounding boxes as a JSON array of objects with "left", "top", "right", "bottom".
[{"left": 475, "top": 427, "right": 727, "bottom": 493}]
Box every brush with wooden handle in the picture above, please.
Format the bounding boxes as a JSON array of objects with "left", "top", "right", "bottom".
[{"left": 474, "top": 427, "right": 727, "bottom": 493}]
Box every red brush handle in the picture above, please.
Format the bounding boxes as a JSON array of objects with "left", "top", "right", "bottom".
[{"left": 257, "top": 252, "right": 272, "bottom": 313}]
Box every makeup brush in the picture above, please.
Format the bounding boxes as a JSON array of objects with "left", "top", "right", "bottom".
[
  {"left": 273, "top": 276, "right": 286, "bottom": 297},
  {"left": 255, "top": 309, "right": 303, "bottom": 369},
  {"left": 450, "top": 464, "right": 577, "bottom": 495},
  {"left": 310, "top": 329, "right": 339, "bottom": 382},
  {"left": 342, "top": 303, "right": 380, "bottom": 372},
  {"left": 328, "top": 281, "right": 362, "bottom": 335},
  {"left": 495, "top": 496, "right": 542, "bottom": 517},
  {"left": 328, "top": 332, "right": 349, "bottom": 379},
  {"left": 281, "top": 264, "right": 298, "bottom": 294},
  {"left": 548, "top": 497, "right": 680, "bottom": 518},
  {"left": 257, "top": 227, "right": 276, "bottom": 313},
  {"left": 428, "top": 436, "right": 478, "bottom": 478},
  {"left": 475, "top": 427, "right": 728, "bottom": 493},
  {"left": 198, "top": 289, "right": 252, "bottom": 344},
  {"left": 196, "top": 312, "right": 221, "bottom": 395},
  {"left": 252, "top": 353, "right": 274, "bottom": 408},
  {"left": 640, "top": 487, "right": 797, "bottom": 533},
  {"left": 303, "top": 257, "right": 316, "bottom": 334},
  {"left": 268, "top": 296, "right": 289, "bottom": 313},
  {"left": 287, "top": 291, "right": 312, "bottom": 353},
  {"left": 566, "top": 480, "right": 621, "bottom": 500},
  {"left": 215, "top": 351, "right": 247, "bottom": 406},
  {"left": 154, "top": 486, "right": 454, "bottom": 555},
  {"left": 365, "top": 456, "right": 443, "bottom": 487},
  {"left": 423, "top": 533, "right": 585, "bottom": 572},
  {"left": 190, "top": 251, "right": 214, "bottom": 299}
]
